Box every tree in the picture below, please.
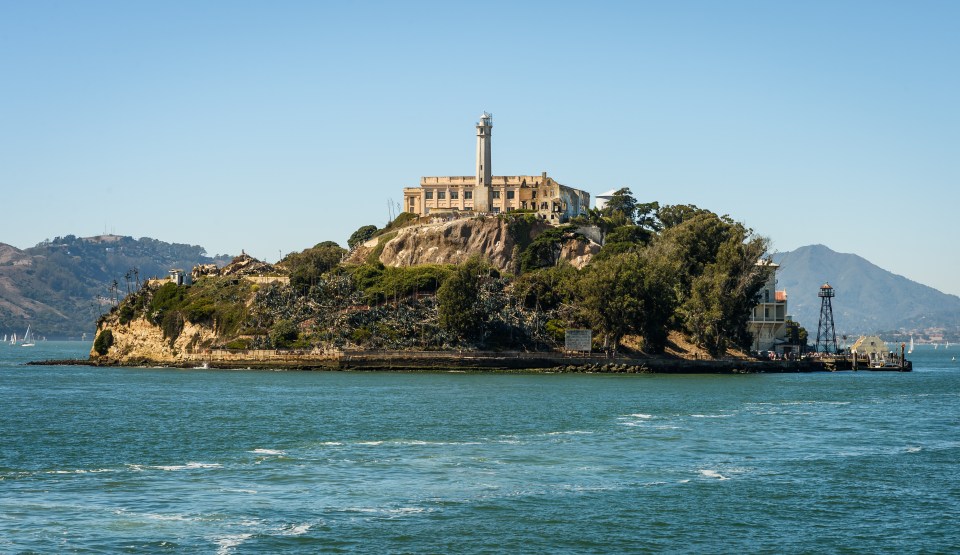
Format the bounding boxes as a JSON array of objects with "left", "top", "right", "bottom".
[
  {"left": 93, "top": 329, "right": 114, "bottom": 355},
  {"left": 676, "top": 232, "right": 769, "bottom": 356},
  {"left": 437, "top": 257, "right": 488, "bottom": 342},
  {"left": 601, "top": 187, "right": 638, "bottom": 225},
  {"left": 282, "top": 242, "right": 347, "bottom": 288},
  {"left": 657, "top": 204, "right": 709, "bottom": 229},
  {"left": 519, "top": 227, "right": 568, "bottom": 273},
  {"left": 270, "top": 319, "right": 299, "bottom": 348},
  {"left": 578, "top": 254, "right": 638, "bottom": 354},
  {"left": 786, "top": 320, "right": 809, "bottom": 350},
  {"left": 348, "top": 225, "right": 379, "bottom": 249}
]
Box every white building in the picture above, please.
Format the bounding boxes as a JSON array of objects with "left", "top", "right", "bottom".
[
  {"left": 748, "top": 261, "right": 789, "bottom": 353},
  {"left": 594, "top": 189, "right": 619, "bottom": 210}
]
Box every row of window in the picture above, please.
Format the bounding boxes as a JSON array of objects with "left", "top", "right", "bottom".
[
  {"left": 418, "top": 189, "right": 545, "bottom": 201},
  {"left": 422, "top": 191, "right": 474, "bottom": 201}
]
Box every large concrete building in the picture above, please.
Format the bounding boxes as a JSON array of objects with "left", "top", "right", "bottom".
[
  {"left": 748, "top": 260, "right": 789, "bottom": 353},
  {"left": 403, "top": 113, "right": 590, "bottom": 222}
]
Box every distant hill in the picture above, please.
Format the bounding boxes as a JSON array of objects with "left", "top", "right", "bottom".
[
  {"left": 0, "top": 235, "right": 232, "bottom": 339},
  {"left": 771, "top": 244, "right": 960, "bottom": 334}
]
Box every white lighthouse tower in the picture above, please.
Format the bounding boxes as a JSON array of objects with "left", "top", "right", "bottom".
[{"left": 473, "top": 112, "right": 492, "bottom": 212}]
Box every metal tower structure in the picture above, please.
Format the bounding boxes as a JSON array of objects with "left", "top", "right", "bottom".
[{"left": 815, "top": 283, "right": 838, "bottom": 354}]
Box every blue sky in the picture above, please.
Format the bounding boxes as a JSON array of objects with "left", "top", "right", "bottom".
[{"left": 2, "top": 1, "right": 958, "bottom": 295}]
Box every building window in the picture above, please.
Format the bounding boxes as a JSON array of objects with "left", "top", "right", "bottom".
[
  {"left": 532, "top": 191, "right": 538, "bottom": 199},
  {"left": 409, "top": 197, "right": 415, "bottom": 205},
  {"left": 451, "top": 191, "right": 458, "bottom": 200},
  {"left": 506, "top": 190, "right": 515, "bottom": 200},
  {"left": 764, "top": 307, "right": 770, "bottom": 318},
  {"left": 438, "top": 191, "right": 446, "bottom": 200},
  {"left": 540, "top": 202, "right": 548, "bottom": 210},
  {"left": 464, "top": 191, "right": 472, "bottom": 200},
  {"left": 492, "top": 207, "right": 500, "bottom": 213},
  {"left": 425, "top": 191, "right": 433, "bottom": 200},
  {"left": 492, "top": 191, "right": 501, "bottom": 199}
]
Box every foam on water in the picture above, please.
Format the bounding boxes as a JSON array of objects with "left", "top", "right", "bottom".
[{"left": 251, "top": 448, "right": 285, "bottom": 456}]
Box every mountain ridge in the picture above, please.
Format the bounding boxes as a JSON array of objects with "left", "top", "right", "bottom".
[
  {"left": 0, "top": 235, "right": 232, "bottom": 338},
  {"left": 772, "top": 244, "right": 960, "bottom": 336}
]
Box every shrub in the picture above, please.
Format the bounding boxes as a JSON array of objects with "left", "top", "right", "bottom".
[
  {"left": 348, "top": 225, "right": 379, "bottom": 249},
  {"left": 224, "top": 338, "right": 251, "bottom": 350},
  {"left": 270, "top": 319, "right": 299, "bottom": 348},
  {"left": 93, "top": 329, "right": 114, "bottom": 355},
  {"left": 118, "top": 303, "right": 136, "bottom": 325}
]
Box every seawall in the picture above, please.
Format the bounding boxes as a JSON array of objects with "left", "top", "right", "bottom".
[{"left": 35, "top": 350, "right": 825, "bottom": 373}]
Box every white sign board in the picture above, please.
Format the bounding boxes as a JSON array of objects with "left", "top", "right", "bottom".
[{"left": 565, "top": 329, "right": 592, "bottom": 353}]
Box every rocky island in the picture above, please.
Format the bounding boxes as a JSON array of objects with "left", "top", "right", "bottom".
[{"left": 85, "top": 191, "right": 817, "bottom": 373}]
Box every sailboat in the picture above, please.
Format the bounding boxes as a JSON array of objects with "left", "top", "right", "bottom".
[
  {"left": 10, "top": 333, "right": 16, "bottom": 345},
  {"left": 21, "top": 325, "right": 35, "bottom": 347},
  {"left": 908, "top": 336, "right": 914, "bottom": 354}
]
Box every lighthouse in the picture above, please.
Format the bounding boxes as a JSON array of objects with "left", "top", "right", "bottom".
[{"left": 473, "top": 112, "right": 492, "bottom": 212}]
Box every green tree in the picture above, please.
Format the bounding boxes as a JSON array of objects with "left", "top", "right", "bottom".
[
  {"left": 678, "top": 234, "right": 769, "bottom": 356},
  {"left": 601, "top": 187, "right": 638, "bottom": 225},
  {"left": 656, "top": 204, "right": 710, "bottom": 229},
  {"left": 282, "top": 242, "right": 347, "bottom": 288},
  {"left": 270, "top": 319, "right": 299, "bottom": 348},
  {"left": 519, "top": 227, "right": 568, "bottom": 273},
  {"left": 348, "top": 225, "right": 379, "bottom": 249},
  {"left": 578, "top": 253, "right": 640, "bottom": 354},
  {"left": 512, "top": 262, "right": 579, "bottom": 310},
  {"left": 786, "top": 320, "right": 809, "bottom": 349},
  {"left": 93, "top": 329, "right": 114, "bottom": 355},
  {"left": 437, "top": 257, "right": 488, "bottom": 342}
]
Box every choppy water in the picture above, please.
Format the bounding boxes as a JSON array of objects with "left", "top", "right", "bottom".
[{"left": 2, "top": 342, "right": 959, "bottom": 553}]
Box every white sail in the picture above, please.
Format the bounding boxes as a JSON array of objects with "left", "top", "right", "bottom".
[
  {"left": 909, "top": 336, "right": 914, "bottom": 354},
  {"left": 21, "top": 325, "right": 35, "bottom": 347}
]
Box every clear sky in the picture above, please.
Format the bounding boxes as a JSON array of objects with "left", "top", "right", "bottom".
[{"left": 2, "top": 1, "right": 958, "bottom": 295}]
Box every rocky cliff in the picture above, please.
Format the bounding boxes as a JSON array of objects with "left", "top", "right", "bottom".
[{"left": 345, "top": 216, "right": 600, "bottom": 271}]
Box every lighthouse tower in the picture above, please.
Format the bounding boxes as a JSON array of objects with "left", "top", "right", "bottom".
[{"left": 473, "top": 112, "right": 492, "bottom": 212}]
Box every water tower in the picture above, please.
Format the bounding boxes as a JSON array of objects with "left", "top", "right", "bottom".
[{"left": 815, "top": 283, "right": 838, "bottom": 354}]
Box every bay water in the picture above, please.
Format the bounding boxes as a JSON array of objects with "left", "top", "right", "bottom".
[{"left": 2, "top": 342, "right": 959, "bottom": 553}]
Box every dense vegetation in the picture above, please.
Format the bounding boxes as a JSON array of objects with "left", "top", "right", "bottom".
[{"left": 99, "top": 190, "right": 770, "bottom": 357}]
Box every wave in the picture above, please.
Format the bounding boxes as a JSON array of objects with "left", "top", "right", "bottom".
[
  {"left": 131, "top": 462, "right": 223, "bottom": 472},
  {"left": 251, "top": 449, "right": 285, "bottom": 456},
  {"left": 698, "top": 469, "right": 729, "bottom": 480},
  {"left": 44, "top": 468, "right": 115, "bottom": 475},
  {"left": 214, "top": 533, "right": 252, "bottom": 555},
  {"left": 280, "top": 522, "right": 312, "bottom": 536},
  {"left": 690, "top": 414, "right": 734, "bottom": 418}
]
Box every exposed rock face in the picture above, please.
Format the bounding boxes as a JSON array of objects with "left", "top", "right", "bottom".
[
  {"left": 92, "top": 317, "right": 218, "bottom": 363},
  {"left": 352, "top": 216, "right": 600, "bottom": 272},
  {"left": 191, "top": 253, "right": 282, "bottom": 281},
  {"left": 560, "top": 239, "right": 601, "bottom": 270},
  {"left": 378, "top": 218, "right": 529, "bottom": 272}
]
